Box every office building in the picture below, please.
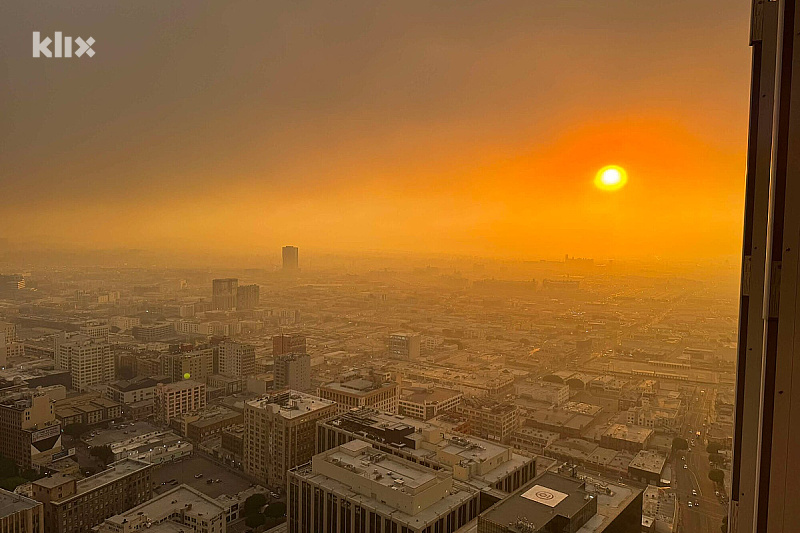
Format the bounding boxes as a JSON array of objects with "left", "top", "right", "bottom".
[
  {"left": 318, "top": 375, "right": 398, "bottom": 414},
  {"left": 54, "top": 393, "right": 122, "bottom": 427},
  {"left": 516, "top": 381, "right": 570, "bottom": 407},
  {"left": 282, "top": 246, "right": 299, "bottom": 271},
  {"left": 236, "top": 283, "right": 260, "bottom": 310},
  {"left": 130, "top": 322, "right": 174, "bottom": 342},
  {"left": 274, "top": 353, "right": 311, "bottom": 391},
  {"left": 31, "top": 459, "right": 153, "bottom": 533},
  {"left": 389, "top": 333, "right": 421, "bottom": 360},
  {"left": 244, "top": 391, "right": 336, "bottom": 489},
  {"left": 456, "top": 397, "right": 520, "bottom": 444},
  {"left": 600, "top": 424, "right": 653, "bottom": 452},
  {"left": 218, "top": 341, "right": 256, "bottom": 378},
  {"left": 398, "top": 386, "right": 463, "bottom": 420},
  {"left": 154, "top": 380, "right": 206, "bottom": 423},
  {"left": 79, "top": 321, "right": 109, "bottom": 341},
  {"left": 212, "top": 278, "right": 238, "bottom": 310},
  {"left": 161, "top": 348, "right": 214, "bottom": 383},
  {"left": 288, "top": 439, "right": 480, "bottom": 533},
  {"left": 105, "top": 377, "right": 162, "bottom": 420},
  {"left": 273, "top": 334, "right": 306, "bottom": 356},
  {"left": 0, "top": 488, "right": 43, "bottom": 533},
  {"left": 53, "top": 334, "right": 114, "bottom": 392},
  {"left": 477, "top": 471, "right": 642, "bottom": 533},
  {"left": 97, "top": 484, "right": 226, "bottom": 533},
  {"left": 0, "top": 391, "right": 63, "bottom": 471},
  {"left": 317, "top": 408, "right": 535, "bottom": 497}
]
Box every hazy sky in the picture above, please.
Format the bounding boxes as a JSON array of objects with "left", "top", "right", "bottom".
[{"left": 0, "top": 1, "right": 752, "bottom": 260}]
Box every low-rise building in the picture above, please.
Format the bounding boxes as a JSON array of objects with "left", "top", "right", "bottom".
[
  {"left": 31, "top": 459, "right": 153, "bottom": 533},
  {"left": 628, "top": 450, "right": 668, "bottom": 486},
  {"left": 511, "top": 427, "right": 560, "bottom": 454},
  {"left": 398, "top": 386, "right": 462, "bottom": 420},
  {"left": 0, "top": 488, "right": 43, "bottom": 533},
  {"left": 54, "top": 394, "right": 122, "bottom": 427},
  {"left": 318, "top": 376, "right": 398, "bottom": 414},
  {"left": 600, "top": 424, "right": 653, "bottom": 452},
  {"left": 456, "top": 397, "right": 520, "bottom": 444}
]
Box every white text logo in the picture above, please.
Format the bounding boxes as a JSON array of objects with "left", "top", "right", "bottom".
[{"left": 33, "top": 32, "right": 95, "bottom": 58}]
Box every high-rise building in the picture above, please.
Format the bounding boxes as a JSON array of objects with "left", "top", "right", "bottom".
[
  {"left": 317, "top": 408, "right": 536, "bottom": 498},
  {"left": 0, "top": 488, "right": 43, "bottom": 533},
  {"left": 0, "top": 391, "right": 62, "bottom": 471},
  {"left": 161, "top": 348, "right": 214, "bottom": 383},
  {"left": 273, "top": 333, "right": 306, "bottom": 356},
  {"left": 389, "top": 333, "right": 421, "bottom": 360},
  {"left": 212, "top": 278, "right": 238, "bottom": 310},
  {"left": 235, "top": 283, "right": 260, "bottom": 310},
  {"left": 31, "top": 459, "right": 153, "bottom": 533},
  {"left": 282, "top": 246, "right": 299, "bottom": 271},
  {"left": 53, "top": 334, "right": 114, "bottom": 392},
  {"left": 288, "top": 439, "right": 481, "bottom": 533},
  {"left": 154, "top": 380, "right": 206, "bottom": 423},
  {"left": 244, "top": 390, "right": 336, "bottom": 490},
  {"left": 219, "top": 341, "right": 256, "bottom": 378},
  {"left": 273, "top": 353, "right": 311, "bottom": 391}
]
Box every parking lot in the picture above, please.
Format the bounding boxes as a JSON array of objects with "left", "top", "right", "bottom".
[{"left": 152, "top": 455, "right": 258, "bottom": 498}]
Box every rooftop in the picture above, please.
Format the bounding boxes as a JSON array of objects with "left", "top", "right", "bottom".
[
  {"left": 0, "top": 488, "right": 40, "bottom": 517},
  {"left": 400, "top": 386, "right": 462, "bottom": 405},
  {"left": 603, "top": 424, "right": 653, "bottom": 443},
  {"left": 246, "top": 390, "right": 335, "bottom": 419},
  {"left": 103, "top": 484, "right": 225, "bottom": 526}
]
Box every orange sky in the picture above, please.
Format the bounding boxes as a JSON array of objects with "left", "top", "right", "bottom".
[{"left": 0, "top": 1, "right": 752, "bottom": 261}]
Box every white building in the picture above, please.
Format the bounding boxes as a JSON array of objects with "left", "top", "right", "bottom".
[
  {"left": 154, "top": 380, "right": 206, "bottom": 423},
  {"left": 54, "top": 334, "right": 114, "bottom": 392}
]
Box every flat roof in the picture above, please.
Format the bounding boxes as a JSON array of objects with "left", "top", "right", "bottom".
[
  {"left": 246, "top": 390, "right": 336, "bottom": 419},
  {"left": 104, "top": 484, "right": 225, "bottom": 525},
  {"left": 0, "top": 488, "right": 40, "bottom": 516}
]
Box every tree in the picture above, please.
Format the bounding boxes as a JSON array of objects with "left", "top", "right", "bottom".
[
  {"left": 709, "top": 453, "right": 724, "bottom": 465},
  {"left": 673, "top": 437, "right": 689, "bottom": 451},
  {"left": 90, "top": 445, "right": 115, "bottom": 466},
  {"left": 0, "top": 456, "right": 18, "bottom": 479},
  {"left": 245, "top": 513, "right": 266, "bottom": 528},
  {"left": 707, "top": 442, "right": 723, "bottom": 454},
  {"left": 709, "top": 469, "right": 725, "bottom": 484},
  {"left": 244, "top": 493, "right": 267, "bottom": 516},
  {"left": 264, "top": 502, "right": 286, "bottom": 518},
  {"left": 63, "top": 423, "right": 89, "bottom": 438},
  {"left": 0, "top": 477, "right": 26, "bottom": 491}
]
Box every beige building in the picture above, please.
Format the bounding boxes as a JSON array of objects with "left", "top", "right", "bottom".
[
  {"left": 456, "top": 397, "right": 520, "bottom": 444},
  {"left": 218, "top": 341, "right": 256, "bottom": 378},
  {"left": 54, "top": 334, "right": 114, "bottom": 392},
  {"left": 31, "top": 459, "right": 153, "bottom": 533},
  {"left": 244, "top": 391, "right": 336, "bottom": 490},
  {"left": 154, "top": 380, "right": 206, "bottom": 423},
  {"left": 0, "top": 391, "right": 63, "bottom": 471},
  {"left": 97, "top": 484, "right": 226, "bottom": 533},
  {"left": 288, "top": 440, "right": 480, "bottom": 533},
  {"left": 318, "top": 376, "right": 398, "bottom": 414},
  {"left": 161, "top": 349, "right": 214, "bottom": 383},
  {"left": 398, "top": 386, "right": 462, "bottom": 420},
  {"left": 0, "top": 488, "right": 43, "bottom": 533}
]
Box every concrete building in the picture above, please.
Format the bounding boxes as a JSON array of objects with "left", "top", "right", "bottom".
[
  {"left": 236, "top": 284, "right": 260, "bottom": 310},
  {"left": 600, "top": 424, "right": 653, "bottom": 453},
  {"left": 627, "top": 450, "right": 668, "bottom": 486},
  {"left": 398, "top": 386, "right": 462, "bottom": 420},
  {"left": 456, "top": 397, "right": 520, "bottom": 444},
  {"left": 97, "top": 484, "right": 226, "bottom": 533},
  {"left": 105, "top": 377, "right": 162, "bottom": 420},
  {"left": 244, "top": 391, "right": 337, "bottom": 490},
  {"left": 54, "top": 393, "right": 122, "bottom": 427},
  {"left": 0, "top": 391, "right": 63, "bottom": 471},
  {"left": 161, "top": 349, "right": 214, "bottom": 383},
  {"left": 170, "top": 407, "right": 242, "bottom": 442},
  {"left": 273, "top": 334, "right": 306, "bottom": 356},
  {"left": 53, "top": 334, "right": 114, "bottom": 392},
  {"left": 389, "top": 333, "right": 421, "bottom": 360},
  {"left": 211, "top": 278, "right": 238, "bottom": 311},
  {"left": 318, "top": 376, "right": 398, "bottom": 414},
  {"left": 274, "top": 353, "right": 311, "bottom": 391},
  {"left": 0, "top": 488, "right": 43, "bottom": 533},
  {"left": 288, "top": 440, "right": 480, "bottom": 533},
  {"left": 218, "top": 341, "right": 255, "bottom": 378},
  {"left": 154, "top": 380, "right": 206, "bottom": 423},
  {"left": 511, "top": 427, "right": 561, "bottom": 454},
  {"left": 79, "top": 321, "right": 109, "bottom": 341},
  {"left": 477, "top": 471, "right": 642, "bottom": 533},
  {"left": 31, "top": 459, "right": 153, "bottom": 533},
  {"left": 516, "top": 381, "right": 570, "bottom": 407},
  {"left": 130, "top": 323, "right": 174, "bottom": 342},
  {"left": 282, "top": 246, "right": 299, "bottom": 271},
  {"left": 317, "top": 408, "right": 536, "bottom": 497}
]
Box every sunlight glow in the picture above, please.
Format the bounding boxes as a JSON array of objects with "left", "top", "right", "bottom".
[{"left": 594, "top": 165, "right": 628, "bottom": 191}]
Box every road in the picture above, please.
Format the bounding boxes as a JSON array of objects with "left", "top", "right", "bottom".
[{"left": 675, "top": 388, "right": 728, "bottom": 533}]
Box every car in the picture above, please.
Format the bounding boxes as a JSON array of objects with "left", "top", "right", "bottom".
[
  {"left": 688, "top": 502, "right": 693, "bottom": 508},
  {"left": 692, "top": 490, "right": 697, "bottom": 496},
  {"left": 194, "top": 473, "right": 203, "bottom": 479},
  {"left": 684, "top": 465, "right": 688, "bottom": 469},
  {"left": 682, "top": 456, "right": 686, "bottom": 461},
  {"left": 207, "top": 479, "right": 214, "bottom": 484},
  {"left": 695, "top": 501, "right": 700, "bottom": 507}
]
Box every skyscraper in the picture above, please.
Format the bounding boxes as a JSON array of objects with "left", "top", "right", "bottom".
[
  {"left": 211, "top": 278, "right": 238, "bottom": 310},
  {"left": 236, "top": 283, "right": 260, "bottom": 309},
  {"left": 282, "top": 246, "right": 299, "bottom": 271},
  {"left": 273, "top": 353, "right": 311, "bottom": 391}
]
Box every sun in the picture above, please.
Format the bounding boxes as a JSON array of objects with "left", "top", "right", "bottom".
[{"left": 594, "top": 165, "right": 628, "bottom": 191}]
